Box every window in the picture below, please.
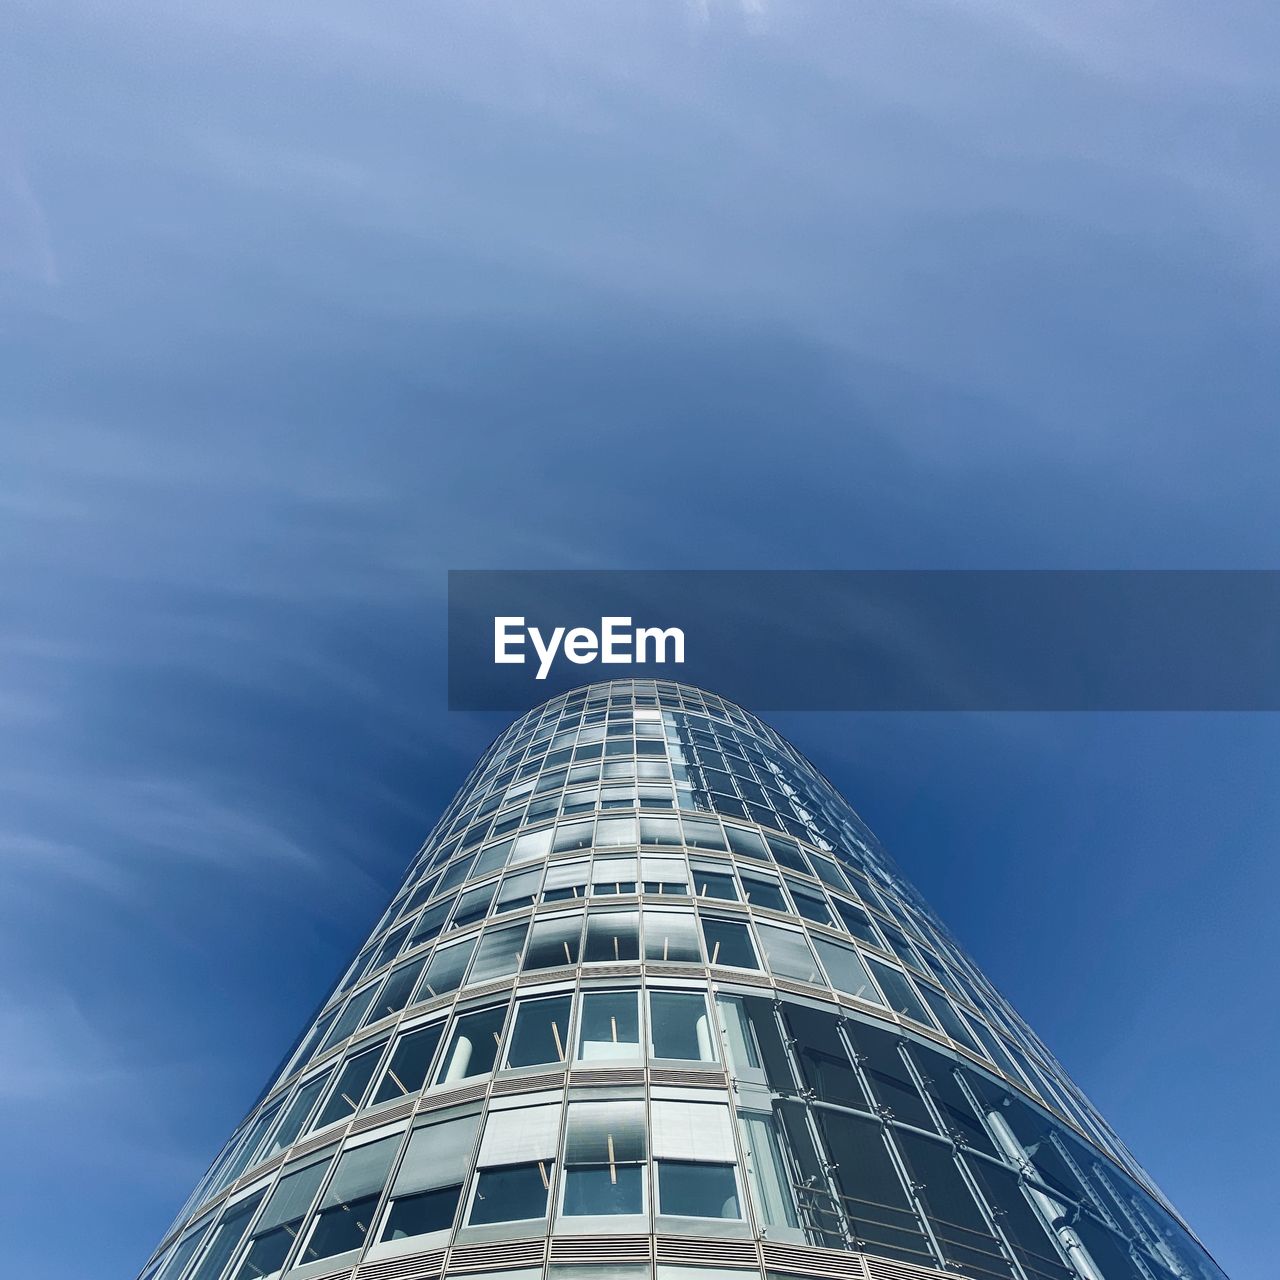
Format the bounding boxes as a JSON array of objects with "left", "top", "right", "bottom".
[
  {"left": 233, "top": 1156, "right": 330, "bottom": 1279},
  {"left": 576, "top": 991, "right": 641, "bottom": 1062},
  {"left": 866, "top": 959, "right": 935, "bottom": 1027},
  {"left": 496, "top": 866, "right": 541, "bottom": 912},
  {"left": 410, "top": 897, "right": 455, "bottom": 947},
  {"left": 437, "top": 856, "right": 474, "bottom": 895},
  {"left": 880, "top": 924, "right": 925, "bottom": 972},
  {"left": 846, "top": 1020, "right": 935, "bottom": 1132},
  {"left": 451, "top": 883, "right": 495, "bottom": 929},
  {"left": 543, "top": 860, "right": 589, "bottom": 902},
  {"left": 437, "top": 1005, "right": 507, "bottom": 1083},
  {"left": 320, "top": 985, "right": 380, "bottom": 1053},
  {"left": 584, "top": 910, "right": 640, "bottom": 962},
  {"left": 782, "top": 1004, "right": 867, "bottom": 1110},
  {"left": 561, "top": 785, "right": 597, "bottom": 815},
  {"left": 715, "top": 997, "right": 760, "bottom": 1076},
  {"left": 600, "top": 784, "right": 636, "bottom": 810},
  {"left": 418, "top": 937, "right": 475, "bottom": 1000},
  {"left": 807, "top": 853, "right": 851, "bottom": 894},
  {"left": 894, "top": 1130, "right": 1013, "bottom": 1277},
  {"left": 682, "top": 818, "right": 726, "bottom": 850},
  {"left": 831, "top": 897, "right": 882, "bottom": 946},
  {"left": 738, "top": 870, "right": 788, "bottom": 912},
  {"left": 283, "top": 1009, "right": 335, "bottom": 1078},
  {"left": 596, "top": 816, "right": 638, "bottom": 846},
  {"left": 815, "top": 1111, "right": 932, "bottom": 1265},
  {"left": 766, "top": 837, "right": 809, "bottom": 874},
  {"left": 966, "top": 1160, "right": 1074, "bottom": 1280},
  {"left": 656, "top": 1162, "right": 740, "bottom": 1219},
  {"left": 553, "top": 820, "right": 595, "bottom": 853},
  {"left": 562, "top": 1100, "right": 647, "bottom": 1216},
  {"left": 812, "top": 938, "right": 882, "bottom": 1003},
  {"left": 643, "top": 911, "right": 702, "bottom": 962},
  {"left": 269, "top": 1072, "right": 331, "bottom": 1155},
  {"left": 217, "top": 1102, "right": 280, "bottom": 1187},
  {"left": 649, "top": 991, "right": 717, "bottom": 1062},
  {"left": 917, "top": 984, "right": 982, "bottom": 1054},
  {"left": 591, "top": 856, "right": 637, "bottom": 895},
  {"left": 188, "top": 1193, "right": 264, "bottom": 1280},
  {"left": 738, "top": 1111, "right": 798, "bottom": 1229},
  {"left": 311, "top": 1043, "right": 385, "bottom": 1130},
  {"left": 299, "top": 1135, "right": 399, "bottom": 1263},
  {"left": 511, "top": 827, "right": 554, "bottom": 863},
  {"left": 692, "top": 861, "right": 739, "bottom": 901},
  {"left": 640, "top": 854, "right": 689, "bottom": 895},
  {"left": 723, "top": 825, "right": 770, "bottom": 861},
  {"left": 371, "top": 922, "right": 412, "bottom": 971},
  {"left": 785, "top": 881, "right": 833, "bottom": 927},
  {"left": 524, "top": 913, "right": 583, "bottom": 970},
  {"left": 372, "top": 1022, "right": 444, "bottom": 1104},
  {"left": 471, "top": 840, "right": 512, "bottom": 880},
  {"left": 640, "top": 817, "right": 682, "bottom": 846},
  {"left": 154, "top": 1223, "right": 208, "bottom": 1280},
  {"left": 468, "top": 922, "right": 527, "bottom": 982},
  {"left": 915, "top": 1051, "right": 999, "bottom": 1158},
  {"left": 651, "top": 1100, "right": 741, "bottom": 1219},
  {"left": 701, "top": 917, "right": 759, "bottom": 969},
  {"left": 756, "top": 923, "right": 822, "bottom": 983},
  {"left": 381, "top": 1183, "right": 462, "bottom": 1243},
  {"left": 379, "top": 1113, "right": 479, "bottom": 1244},
  {"left": 506, "top": 994, "right": 572, "bottom": 1068},
  {"left": 469, "top": 1162, "right": 554, "bottom": 1225},
  {"left": 469, "top": 1104, "right": 560, "bottom": 1224},
  {"left": 370, "top": 957, "right": 428, "bottom": 1022}
]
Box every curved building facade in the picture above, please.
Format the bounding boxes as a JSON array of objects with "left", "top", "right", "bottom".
[{"left": 137, "top": 681, "right": 1226, "bottom": 1280}]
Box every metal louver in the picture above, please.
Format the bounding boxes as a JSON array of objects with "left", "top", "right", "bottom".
[
  {"left": 760, "top": 1241, "right": 870, "bottom": 1278},
  {"left": 653, "top": 1235, "right": 761, "bottom": 1267},
  {"left": 447, "top": 1238, "right": 548, "bottom": 1272},
  {"left": 548, "top": 1234, "right": 653, "bottom": 1264},
  {"left": 354, "top": 1249, "right": 445, "bottom": 1280},
  {"left": 862, "top": 1255, "right": 956, "bottom": 1280}
]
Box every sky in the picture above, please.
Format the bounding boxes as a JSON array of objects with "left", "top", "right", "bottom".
[{"left": 1, "top": 2, "right": 1277, "bottom": 1278}]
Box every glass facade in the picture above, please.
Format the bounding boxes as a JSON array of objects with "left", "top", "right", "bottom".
[{"left": 137, "top": 680, "right": 1226, "bottom": 1280}]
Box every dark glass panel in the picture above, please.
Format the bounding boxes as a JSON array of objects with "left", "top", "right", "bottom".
[
  {"left": 894, "top": 1129, "right": 1014, "bottom": 1278},
  {"left": 845, "top": 1021, "right": 935, "bottom": 1133},
  {"left": 701, "top": 917, "right": 759, "bottom": 969},
  {"left": 782, "top": 1004, "right": 868, "bottom": 1111},
  {"left": 469, "top": 1162, "right": 552, "bottom": 1224},
  {"left": 301, "top": 1194, "right": 379, "bottom": 1262},
  {"left": 815, "top": 1111, "right": 934, "bottom": 1266},
  {"left": 563, "top": 1164, "right": 643, "bottom": 1216},
  {"left": 506, "top": 995, "right": 572, "bottom": 1068},
  {"left": 381, "top": 1185, "right": 461, "bottom": 1241},
  {"left": 372, "top": 1023, "right": 444, "bottom": 1103},
  {"left": 656, "top": 1161, "right": 740, "bottom": 1219}
]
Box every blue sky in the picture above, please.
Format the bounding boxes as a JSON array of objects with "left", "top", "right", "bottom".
[{"left": 1, "top": 3, "right": 1277, "bottom": 1278}]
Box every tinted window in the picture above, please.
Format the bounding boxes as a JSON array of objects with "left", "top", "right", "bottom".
[
  {"left": 469, "top": 1162, "right": 552, "bottom": 1224},
  {"left": 656, "top": 1161, "right": 739, "bottom": 1219}
]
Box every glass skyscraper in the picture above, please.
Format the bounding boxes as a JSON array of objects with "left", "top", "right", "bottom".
[{"left": 137, "top": 680, "right": 1226, "bottom": 1280}]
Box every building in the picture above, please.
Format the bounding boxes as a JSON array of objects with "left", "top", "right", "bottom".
[{"left": 136, "top": 680, "right": 1226, "bottom": 1280}]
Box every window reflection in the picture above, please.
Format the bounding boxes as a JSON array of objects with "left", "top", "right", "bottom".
[
  {"left": 437, "top": 1005, "right": 506, "bottom": 1083},
  {"left": 576, "top": 991, "right": 640, "bottom": 1062},
  {"left": 506, "top": 995, "right": 572, "bottom": 1068},
  {"left": 649, "top": 990, "right": 717, "bottom": 1062}
]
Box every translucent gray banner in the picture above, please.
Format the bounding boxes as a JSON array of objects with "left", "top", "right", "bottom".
[{"left": 448, "top": 570, "right": 1279, "bottom": 711}]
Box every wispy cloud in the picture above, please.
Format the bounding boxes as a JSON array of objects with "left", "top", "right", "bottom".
[
  {"left": 0, "top": 4, "right": 1275, "bottom": 1278},
  {"left": 0, "top": 145, "right": 58, "bottom": 286}
]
